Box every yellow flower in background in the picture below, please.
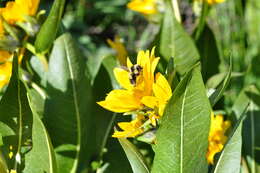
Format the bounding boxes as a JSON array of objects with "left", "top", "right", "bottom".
[
  {"left": 0, "top": 51, "right": 12, "bottom": 89},
  {"left": 112, "top": 115, "right": 145, "bottom": 138},
  {"left": 206, "top": 112, "right": 231, "bottom": 164},
  {"left": 207, "top": 0, "right": 225, "bottom": 4},
  {"left": 98, "top": 47, "right": 172, "bottom": 138},
  {"left": 107, "top": 36, "right": 128, "bottom": 66},
  {"left": 127, "top": 0, "right": 157, "bottom": 15},
  {"left": 2, "top": 0, "right": 40, "bottom": 24},
  {"left": 195, "top": 0, "right": 225, "bottom": 5},
  {"left": 10, "top": 169, "right": 17, "bottom": 173}
]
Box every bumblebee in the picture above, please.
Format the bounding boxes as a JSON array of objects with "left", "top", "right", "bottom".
[{"left": 129, "top": 64, "right": 143, "bottom": 85}]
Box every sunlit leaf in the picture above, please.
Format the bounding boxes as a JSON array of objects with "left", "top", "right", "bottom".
[
  {"left": 118, "top": 138, "right": 150, "bottom": 173},
  {"left": 35, "top": 0, "right": 66, "bottom": 53},
  {"left": 44, "top": 33, "right": 92, "bottom": 173},
  {"left": 159, "top": 1, "right": 200, "bottom": 75},
  {"left": 152, "top": 67, "right": 211, "bottom": 173}
]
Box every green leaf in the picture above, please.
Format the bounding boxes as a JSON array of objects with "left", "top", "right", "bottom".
[
  {"left": 159, "top": 2, "right": 200, "bottom": 75},
  {"left": 91, "top": 65, "right": 116, "bottom": 159},
  {"left": 241, "top": 86, "right": 260, "bottom": 172},
  {"left": 118, "top": 138, "right": 150, "bottom": 173},
  {"left": 44, "top": 33, "right": 92, "bottom": 173},
  {"left": 245, "top": 0, "right": 260, "bottom": 50},
  {"left": 152, "top": 67, "right": 211, "bottom": 173},
  {"left": 102, "top": 55, "right": 119, "bottom": 89},
  {"left": 23, "top": 95, "right": 57, "bottom": 173},
  {"left": 196, "top": 24, "right": 220, "bottom": 81},
  {"left": 0, "top": 56, "right": 32, "bottom": 171},
  {"left": 103, "top": 137, "right": 132, "bottom": 173},
  {"left": 86, "top": 47, "right": 112, "bottom": 85},
  {"left": 212, "top": 93, "right": 249, "bottom": 173},
  {"left": 35, "top": 0, "right": 66, "bottom": 53},
  {"left": 209, "top": 58, "right": 232, "bottom": 107}
]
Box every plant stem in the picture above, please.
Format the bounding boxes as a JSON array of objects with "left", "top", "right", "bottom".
[{"left": 171, "top": 0, "right": 181, "bottom": 23}]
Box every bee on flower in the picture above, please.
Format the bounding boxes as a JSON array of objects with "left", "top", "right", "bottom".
[{"left": 98, "top": 47, "right": 172, "bottom": 138}]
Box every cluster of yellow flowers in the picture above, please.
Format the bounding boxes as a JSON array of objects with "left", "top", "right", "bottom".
[
  {"left": 207, "top": 112, "right": 230, "bottom": 164},
  {"left": 0, "top": 0, "right": 40, "bottom": 89},
  {"left": 104, "top": 39, "right": 231, "bottom": 164},
  {"left": 98, "top": 47, "right": 172, "bottom": 138}
]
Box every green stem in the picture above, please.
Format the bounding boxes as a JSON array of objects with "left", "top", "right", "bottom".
[
  {"left": 25, "top": 43, "right": 49, "bottom": 71},
  {"left": 195, "top": 1, "right": 209, "bottom": 41},
  {"left": 171, "top": 0, "right": 181, "bottom": 23}
]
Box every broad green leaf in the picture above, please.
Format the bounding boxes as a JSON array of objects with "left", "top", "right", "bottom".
[
  {"left": 23, "top": 96, "right": 57, "bottom": 173},
  {"left": 152, "top": 67, "right": 211, "bottom": 173},
  {"left": 103, "top": 137, "right": 132, "bottom": 173},
  {"left": 159, "top": 1, "right": 200, "bottom": 75},
  {"left": 35, "top": 0, "right": 66, "bottom": 53},
  {"left": 212, "top": 120, "right": 242, "bottom": 173},
  {"left": 44, "top": 33, "right": 92, "bottom": 173},
  {"left": 86, "top": 47, "right": 112, "bottom": 85},
  {"left": 30, "top": 56, "right": 47, "bottom": 87},
  {"left": 196, "top": 24, "right": 220, "bottom": 81},
  {"left": 102, "top": 55, "right": 119, "bottom": 89},
  {"left": 212, "top": 91, "right": 249, "bottom": 173},
  {"left": 194, "top": 1, "right": 209, "bottom": 40},
  {"left": 82, "top": 64, "right": 118, "bottom": 163},
  {"left": 118, "top": 138, "right": 149, "bottom": 173},
  {"left": 209, "top": 58, "right": 232, "bottom": 106},
  {"left": 0, "top": 56, "right": 32, "bottom": 171},
  {"left": 241, "top": 86, "right": 260, "bottom": 172},
  {"left": 245, "top": 0, "right": 260, "bottom": 50}
]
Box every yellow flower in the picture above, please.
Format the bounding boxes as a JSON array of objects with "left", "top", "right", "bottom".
[
  {"left": 0, "top": 11, "right": 4, "bottom": 36},
  {"left": 141, "top": 73, "right": 172, "bottom": 117},
  {"left": 10, "top": 169, "right": 17, "bottom": 173},
  {"left": 107, "top": 36, "right": 128, "bottom": 66},
  {"left": 97, "top": 47, "right": 159, "bottom": 113},
  {"left": 98, "top": 47, "right": 172, "bottom": 138},
  {"left": 207, "top": 0, "right": 225, "bottom": 4},
  {"left": 1, "top": 0, "right": 40, "bottom": 24},
  {"left": 112, "top": 115, "right": 145, "bottom": 138},
  {"left": 206, "top": 112, "right": 231, "bottom": 164},
  {"left": 0, "top": 51, "right": 12, "bottom": 89},
  {"left": 195, "top": 0, "right": 225, "bottom": 5},
  {"left": 127, "top": 0, "right": 157, "bottom": 15}
]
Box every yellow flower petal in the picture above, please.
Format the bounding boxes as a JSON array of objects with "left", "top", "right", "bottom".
[
  {"left": 127, "top": 0, "right": 157, "bottom": 15},
  {"left": 113, "top": 67, "right": 133, "bottom": 90},
  {"left": 2, "top": 0, "right": 40, "bottom": 24},
  {"left": 153, "top": 73, "right": 172, "bottom": 102},
  {"left": 113, "top": 115, "right": 144, "bottom": 138},
  {"left": 107, "top": 36, "right": 128, "bottom": 66},
  {"left": 141, "top": 96, "right": 158, "bottom": 109},
  {"left": 206, "top": 112, "right": 230, "bottom": 164},
  {"left": 127, "top": 58, "right": 133, "bottom": 69},
  {"left": 97, "top": 89, "right": 142, "bottom": 113},
  {"left": 0, "top": 62, "right": 12, "bottom": 89},
  {"left": 0, "top": 50, "right": 12, "bottom": 62}
]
